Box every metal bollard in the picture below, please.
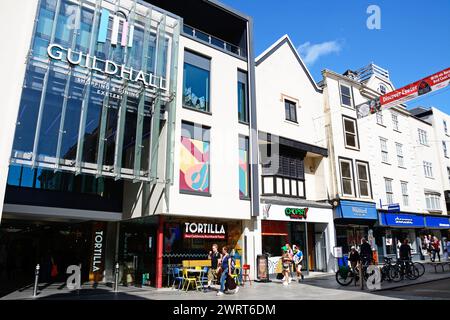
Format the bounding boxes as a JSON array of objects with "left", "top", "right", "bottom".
[
  {"left": 114, "top": 263, "right": 119, "bottom": 292},
  {"left": 33, "top": 264, "right": 40, "bottom": 297}
]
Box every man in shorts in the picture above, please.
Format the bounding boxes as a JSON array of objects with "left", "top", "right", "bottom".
[{"left": 207, "top": 244, "right": 222, "bottom": 289}]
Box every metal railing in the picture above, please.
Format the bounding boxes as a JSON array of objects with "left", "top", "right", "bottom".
[{"left": 183, "top": 24, "right": 246, "bottom": 58}]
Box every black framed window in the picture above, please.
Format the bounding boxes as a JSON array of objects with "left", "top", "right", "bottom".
[
  {"left": 237, "top": 70, "right": 248, "bottom": 123},
  {"left": 183, "top": 50, "right": 211, "bottom": 113},
  {"left": 343, "top": 116, "right": 359, "bottom": 149},
  {"left": 284, "top": 99, "right": 297, "bottom": 123}
]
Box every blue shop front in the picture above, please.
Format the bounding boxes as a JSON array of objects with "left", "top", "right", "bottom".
[
  {"left": 377, "top": 212, "right": 450, "bottom": 262},
  {"left": 334, "top": 200, "right": 378, "bottom": 255}
]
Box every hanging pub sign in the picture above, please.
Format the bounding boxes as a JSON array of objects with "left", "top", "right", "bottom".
[
  {"left": 183, "top": 222, "right": 226, "bottom": 239},
  {"left": 284, "top": 208, "right": 308, "bottom": 220}
]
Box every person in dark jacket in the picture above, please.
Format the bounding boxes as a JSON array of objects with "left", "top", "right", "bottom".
[{"left": 360, "top": 238, "right": 373, "bottom": 265}]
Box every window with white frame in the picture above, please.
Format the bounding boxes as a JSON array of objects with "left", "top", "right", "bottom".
[
  {"left": 444, "top": 120, "right": 448, "bottom": 135},
  {"left": 356, "top": 161, "right": 371, "bottom": 198},
  {"left": 423, "top": 161, "right": 433, "bottom": 178},
  {"left": 396, "top": 143, "right": 404, "bottom": 167},
  {"left": 418, "top": 129, "right": 428, "bottom": 145},
  {"left": 376, "top": 112, "right": 384, "bottom": 125},
  {"left": 443, "top": 141, "right": 448, "bottom": 158},
  {"left": 343, "top": 116, "right": 359, "bottom": 149},
  {"left": 392, "top": 113, "right": 399, "bottom": 131},
  {"left": 384, "top": 178, "right": 394, "bottom": 204},
  {"left": 380, "top": 138, "right": 389, "bottom": 163},
  {"left": 401, "top": 181, "right": 409, "bottom": 207},
  {"left": 379, "top": 83, "right": 388, "bottom": 95},
  {"left": 425, "top": 193, "right": 441, "bottom": 211},
  {"left": 339, "top": 159, "right": 354, "bottom": 196},
  {"left": 340, "top": 84, "right": 353, "bottom": 108}
]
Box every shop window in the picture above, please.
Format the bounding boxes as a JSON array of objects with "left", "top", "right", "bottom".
[
  {"left": 237, "top": 70, "right": 248, "bottom": 123},
  {"left": 238, "top": 135, "right": 250, "bottom": 199},
  {"left": 356, "top": 161, "right": 371, "bottom": 198},
  {"left": 339, "top": 158, "right": 354, "bottom": 196},
  {"left": 343, "top": 116, "right": 359, "bottom": 149},
  {"left": 183, "top": 50, "right": 210, "bottom": 113},
  {"left": 180, "top": 121, "right": 211, "bottom": 195},
  {"left": 340, "top": 84, "right": 353, "bottom": 108}
]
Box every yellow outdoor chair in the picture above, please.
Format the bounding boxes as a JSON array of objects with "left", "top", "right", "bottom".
[{"left": 182, "top": 269, "right": 197, "bottom": 292}]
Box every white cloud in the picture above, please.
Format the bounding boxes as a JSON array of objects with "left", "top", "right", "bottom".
[{"left": 297, "top": 40, "right": 343, "bottom": 65}]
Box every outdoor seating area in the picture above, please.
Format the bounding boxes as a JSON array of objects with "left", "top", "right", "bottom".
[{"left": 168, "top": 259, "right": 249, "bottom": 292}]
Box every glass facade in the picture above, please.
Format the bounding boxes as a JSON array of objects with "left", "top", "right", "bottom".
[
  {"left": 237, "top": 70, "right": 248, "bottom": 123},
  {"left": 10, "top": 0, "right": 180, "bottom": 182}
]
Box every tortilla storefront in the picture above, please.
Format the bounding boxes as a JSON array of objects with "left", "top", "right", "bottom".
[{"left": 162, "top": 217, "right": 244, "bottom": 286}]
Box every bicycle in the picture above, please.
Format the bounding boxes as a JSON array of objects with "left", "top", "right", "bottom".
[
  {"left": 380, "top": 257, "right": 401, "bottom": 282},
  {"left": 335, "top": 259, "right": 371, "bottom": 286},
  {"left": 392, "top": 259, "right": 420, "bottom": 281}
]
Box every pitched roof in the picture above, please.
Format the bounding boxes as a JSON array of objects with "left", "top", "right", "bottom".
[{"left": 255, "top": 35, "right": 322, "bottom": 93}]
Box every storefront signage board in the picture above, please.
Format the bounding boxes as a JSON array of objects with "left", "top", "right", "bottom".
[
  {"left": 183, "top": 222, "right": 226, "bottom": 239},
  {"left": 425, "top": 216, "right": 450, "bottom": 229},
  {"left": 284, "top": 207, "right": 308, "bottom": 219},
  {"left": 381, "top": 213, "right": 425, "bottom": 227},
  {"left": 337, "top": 201, "right": 378, "bottom": 220}
]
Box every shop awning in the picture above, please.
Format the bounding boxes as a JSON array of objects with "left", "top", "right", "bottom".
[
  {"left": 425, "top": 216, "right": 450, "bottom": 229},
  {"left": 335, "top": 200, "right": 377, "bottom": 220},
  {"left": 380, "top": 212, "right": 425, "bottom": 228}
]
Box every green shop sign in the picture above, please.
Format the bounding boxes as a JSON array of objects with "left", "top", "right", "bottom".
[{"left": 285, "top": 208, "right": 308, "bottom": 219}]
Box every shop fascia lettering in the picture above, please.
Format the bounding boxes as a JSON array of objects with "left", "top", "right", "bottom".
[
  {"left": 285, "top": 208, "right": 308, "bottom": 219},
  {"left": 47, "top": 43, "right": 166, "bottom": 90},
  {"left": 184, "top": 222, "right": 225, "bottom": 235},
  {"left": 92, "top": 231, "right": 103, "bottom": 272}
]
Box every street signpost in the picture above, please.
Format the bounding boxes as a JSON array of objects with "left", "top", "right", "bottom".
[
  {"left": 357, "top": 67, "right": 450, "bottom": 119},
  {"left": 387, "top": 203, "right": 400, "bottom": 213}
]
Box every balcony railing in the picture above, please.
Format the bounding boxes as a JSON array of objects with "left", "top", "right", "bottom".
[{"left": 183, "top": 24, "right": 246, "bottom": 58}]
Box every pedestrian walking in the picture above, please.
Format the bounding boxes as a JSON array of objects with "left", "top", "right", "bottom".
[
  {"left": 443, "top": 238, "right": 448, "bottom": 261},
  {"left": 207, "top": 244, "right": 222, "bottom": 289},
  {"left": 431, "top": 236, "right": 441, "bottom": 262},
  {"left": 281, "top": 246, "right": 293, "bottom": 286},
  {"left": 446, "top": 239, "right": 450, "bottom": 261},
  {"left": 292, "top": 245, "right": 304, "bottom": 282},
  {"left": 217, "top": 246, "right": 238, "bottom": 296},
  {"left": 360, "top": 238, "right": 372, "bottom": 265},
  {"left": 348, "top": 246, "right": 360, "bottom": 272}
]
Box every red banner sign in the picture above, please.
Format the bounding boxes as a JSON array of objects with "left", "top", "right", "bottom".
[
  {"left": 380, "top": 67, "right": 450, "bottom": 110},
  {"left": 356, "top": 67, "right": 450, "bottom": 119}
]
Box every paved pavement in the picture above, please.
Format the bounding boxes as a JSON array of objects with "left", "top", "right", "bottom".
[{"left": 2, "top": 263, "right": 449, "bottom": 300}]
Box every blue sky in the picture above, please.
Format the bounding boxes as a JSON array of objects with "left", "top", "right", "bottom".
[{"left": 222, "top": 0, "right": 450, "bottom": 112}]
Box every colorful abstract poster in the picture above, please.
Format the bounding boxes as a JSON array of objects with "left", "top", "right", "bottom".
[
  {"left": 179, "top": 136, "right": 210, "bottom": 193},
  {"left": 239, "top": 149, "right": 249, "bottom": 198}
]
